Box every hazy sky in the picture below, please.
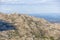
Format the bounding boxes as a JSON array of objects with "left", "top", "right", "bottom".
[{"left": 0, "top": 0, "right": 60, "bottom": 14}]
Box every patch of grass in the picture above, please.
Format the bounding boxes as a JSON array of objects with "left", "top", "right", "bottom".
[{"left": 50, "top": 36, "right": 54, "bottom": 40}]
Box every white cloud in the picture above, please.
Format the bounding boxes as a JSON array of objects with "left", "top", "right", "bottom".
[
  {"left": 0, "top": 0, "right": 60, "bottom": 13},
  {"left": 0, "top": 0, "right": 47, "bottom": 4},
  {"left": 0, "top": 0, "right": 58, "bottom": 5},
  {"left": 0, "top": 0, "right": 17, "bottom": 2},
  {"left": 38, "top": 0, "right": 47, "bottom": 3}
]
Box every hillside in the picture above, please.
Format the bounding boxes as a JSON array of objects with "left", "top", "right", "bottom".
[{"left": 0, "top": 13, "right": 60, "bottom": 40}]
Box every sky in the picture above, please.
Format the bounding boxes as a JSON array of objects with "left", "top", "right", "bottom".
[{"left": 0, "top": 0, "right": 60, "bottom": 14}]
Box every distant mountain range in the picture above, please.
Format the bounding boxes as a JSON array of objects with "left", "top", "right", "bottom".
[{"left": 28, "top": 14, "right": 60, "bottom": 23}]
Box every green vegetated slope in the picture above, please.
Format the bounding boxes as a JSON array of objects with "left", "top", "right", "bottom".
[{"left": 0, "top": 13, "right": 60, "bottom": 40}]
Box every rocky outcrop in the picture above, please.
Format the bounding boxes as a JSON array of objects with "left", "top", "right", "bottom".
[{"left": 0, "top": 13, "right": 60, "bottom": 40}]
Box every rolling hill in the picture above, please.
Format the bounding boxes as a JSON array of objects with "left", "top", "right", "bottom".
[{"left": 0, "top": 13, "right": 60, "bottom": 40}]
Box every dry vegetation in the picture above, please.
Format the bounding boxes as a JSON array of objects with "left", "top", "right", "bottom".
[{"left": 0, "top": 13, "right": 60, "bottom": 40}]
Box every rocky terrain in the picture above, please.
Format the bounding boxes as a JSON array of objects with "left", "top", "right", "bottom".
[{"left": 0, "top": 13, "right": 60, "bottom": 40}]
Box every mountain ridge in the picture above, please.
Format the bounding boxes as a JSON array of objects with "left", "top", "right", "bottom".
[{"left": 0, "top": 13, "right": 60, "bottom": 40}]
